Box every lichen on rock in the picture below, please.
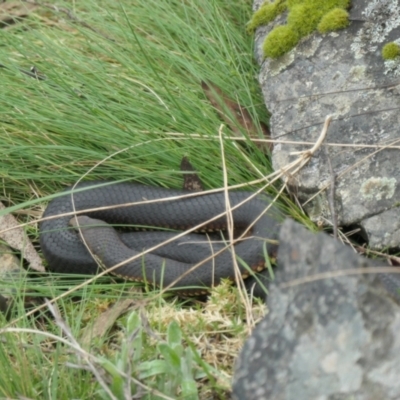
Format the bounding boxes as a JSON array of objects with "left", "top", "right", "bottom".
[{"left": 253, "top": 0, "right": 400, "bottom": 249}]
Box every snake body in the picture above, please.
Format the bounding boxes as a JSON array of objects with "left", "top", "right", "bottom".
[{"left": 40, "top": 182, "right": 281, "bottom": 294}]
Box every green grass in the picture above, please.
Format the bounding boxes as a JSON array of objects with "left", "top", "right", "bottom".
[
  {"left": 0, "top": 0, "right": 301, "bottom": 398},
  {"left": 1, "top": 0, "right": 272, "bottom": 196}
]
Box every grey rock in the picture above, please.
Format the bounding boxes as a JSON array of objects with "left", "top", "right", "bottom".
[
  {"left": 232, "top": 219, "right": 400, "bottom": 400},
  {"left": 254, "top": 0, "right": 400, "bottom": 249},
  {"left": 361, "top": 207, "right": 400, "bottom": 249}
]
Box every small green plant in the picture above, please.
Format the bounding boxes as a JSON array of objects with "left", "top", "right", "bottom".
[
  {"left": 382, "top": 42, "right": 400, "bottom": 60},
  {"left": 98, "top": 311, "right": 208, "bottom": 399}
]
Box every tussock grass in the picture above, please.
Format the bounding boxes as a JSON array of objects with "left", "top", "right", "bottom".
[{"left": 1, "top": 0, "right": 271, "bottom": 194}]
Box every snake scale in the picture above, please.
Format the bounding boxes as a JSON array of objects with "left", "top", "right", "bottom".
[{"left": 39, "top": 181, "right": 281, "bottom": 294}]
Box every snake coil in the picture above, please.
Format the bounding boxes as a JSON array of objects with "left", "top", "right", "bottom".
[{"left": 40, "top": 182, "right": 281, "bottom": 294}]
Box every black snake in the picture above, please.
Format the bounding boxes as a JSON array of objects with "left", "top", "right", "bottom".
[{"left": 39, "top": 181, "right": 281, "bottom": 295}]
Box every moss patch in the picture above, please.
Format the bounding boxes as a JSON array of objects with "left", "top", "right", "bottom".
[
  {"left": 248, "top": 0, "right": 351, "bottom": 59},
  {"left": 263, "top": 25, "right": 299, "bottom": 58},
  {"left": 317, "top": 8, "right": 349, "bottom": 33},
  {"left": 246, "top": 0, "right": 287, "bottom": 34},
  {"left": 382, "top": 42, "right": 400, "bottom": 60}
]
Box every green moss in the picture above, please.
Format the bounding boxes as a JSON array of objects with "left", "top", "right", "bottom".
[
  {"left": 247, "top": 0, "right": 351, "bottom": 59},
  {"left": 286, "top": 0, "right": 304, "bottom": 7},
  {"left": 318, "top": 8, "right": 349, "bottom": 33},
  {"left": 246, "top": 0, "right": 287, "bottom": 34},
  {"left": 263, "top": 25, "right": 299, "bottom": 58},
  {"left": 382, "top": 42, "right": 400, "bottom": 60},
  {"left": 308, "top": 0, "right": 350, "bottom": 8},
  {"left": 287, "top": 4, "right": 325, "bottom": 37}
]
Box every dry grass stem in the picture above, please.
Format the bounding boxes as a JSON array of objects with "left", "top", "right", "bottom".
[{"left": 280, "top": 266, "right": 400, "bottom": 290}]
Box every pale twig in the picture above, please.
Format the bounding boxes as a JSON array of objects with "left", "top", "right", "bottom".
[
  {"left": 280, "top": 115, "right": 332, "bottom": 183},
  {"left": 290, "top": 117, "right": 332, "bottom": 156},
  {"left": 163, "top": 131, "right": 400, "bottom": 150},
  {"left": 280, "top": 266, "right": 400, "bottom": 289},
  {"left": 326, "top": 153, "right": 338, "bottom": 240},
  {"left": 357, "top": 246, "right": 400, "bottom": 266},
  {"left": 218, "top": 124, "right": 254, "bottom": 329}
]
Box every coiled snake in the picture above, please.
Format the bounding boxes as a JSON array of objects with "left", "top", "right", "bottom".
[{"left": 39, "top": 182, "right": 281, "bottom": 295}]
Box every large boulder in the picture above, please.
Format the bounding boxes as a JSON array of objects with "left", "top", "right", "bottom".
[
  {"left": 232, "top": 219, "right": 400, "bottom": 399},
  {"left": 253, "top": 0, "right": 400, "bottom": 249}
]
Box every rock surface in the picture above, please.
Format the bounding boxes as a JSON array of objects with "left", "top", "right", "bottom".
[
  {"left": 232, "top": 219, "right": 400, "bottom": 400},
  {"left": 253, "top": 0, "right": 400, "bottom": 249}
]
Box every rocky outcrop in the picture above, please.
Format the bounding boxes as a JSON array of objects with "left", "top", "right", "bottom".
[
  {"left": 232, "top": 219, "right": 400, "bottom": 399},
  {"left": 253, "top": 0, "right": 400, "bottom": 249}
]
